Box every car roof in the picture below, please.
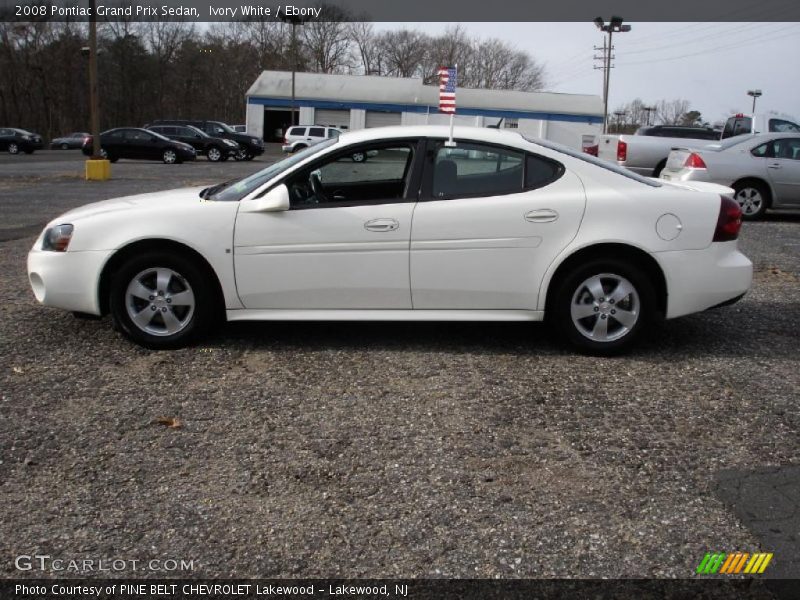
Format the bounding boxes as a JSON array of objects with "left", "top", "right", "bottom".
[{"left": 336, "top": 125, "right": 527, "bottom": 147}]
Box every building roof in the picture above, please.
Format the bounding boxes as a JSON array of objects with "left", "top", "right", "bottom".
[{"left": 247, "top": 71, "right": 603, "bottom": 119}]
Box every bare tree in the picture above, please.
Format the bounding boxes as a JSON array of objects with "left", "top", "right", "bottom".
[
  {"left": 301, "top": 15, "right": 352, "bottom": 74},
  {"left": 379, "top": 29, "right": 427, "bottom": 78}
]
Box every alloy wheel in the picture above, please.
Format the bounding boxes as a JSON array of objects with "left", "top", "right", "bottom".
[
  {"left": 9, "top": 142, "right": 19, "bottom": 154},
  {"left": 125, "top": 267, "right": 195, "bottom": 337},
  {"left": 570, "top": 273, "right": 640, "bottom": 343},
  {"left": 734, "top": 187, "right": 764, "bottom": 217},
  {"left": 207, "top": 147, "right": 222, "bottom": 162},
  {"left": 163, "top": 149, "right": 177, "bottom": 164}
]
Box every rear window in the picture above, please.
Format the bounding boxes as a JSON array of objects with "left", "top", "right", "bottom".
[
  {"left": 526, "top": 136, "right": 662, "bottom": 187},
  {"left": 769, "top": 118, "right": 800, "bottom": 133}
]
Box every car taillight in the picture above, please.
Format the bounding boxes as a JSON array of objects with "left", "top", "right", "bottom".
[
  {"left": 684, "top": 152, "right": 707, "bottom": 169},
  {"left": 616, "top": 140, "right": 627, "bottom": 162},
  {"left": 583, "top": 144, "right": 598, "bottom": 156},
  {"left": 713, "top": 196, "right": 742, "bottom": 242}
]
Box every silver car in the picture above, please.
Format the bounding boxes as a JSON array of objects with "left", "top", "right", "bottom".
[{"left": 660, "top": 133, "right": 800, "bottom": 219}]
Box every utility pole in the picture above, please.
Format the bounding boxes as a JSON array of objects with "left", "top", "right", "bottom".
[
  {"left": 593, "top": 17, "right": 631, "bottom": 134},
  {"left": 281, "top": 14, "right": 303, "bottom": 126},
  {"left": 88, "top": 0, "right": 100, "bottom": 158}
]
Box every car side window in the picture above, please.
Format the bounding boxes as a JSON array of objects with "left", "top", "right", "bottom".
[
  {"left": 289, "top": 127, "right": 306, "bottom": 137},
  {"left": 286, "top": 144, "right": 415, "bottom": 209},
  {"left": 106, "top": 130, "right": 124, "bottom": 140},
  {"left": 308, "top": 127, "right": 325, "bottom": 138},
  {"left": 126, "top": 130, "right": 153, "bottom": 142},
  {"left": 769, "top": 119, "right": 800, "bottom": 133},
  {"left": 526, "top": 154, "right": 564, "bottom": 189},
  {"left": 773, "top": 138, "right": 800, "bottom": 160},
  {"left": 732, "top": 118, "right": 752, "bottom": 136},
  {"left": 327, "top": 129, "right": 340, "bottom": 138},
  {"left": 432, "top": 143, "right": 524, "bottom": 199},
  {"left": 751, "top": 143, "right": 771, "bottom": 158}
]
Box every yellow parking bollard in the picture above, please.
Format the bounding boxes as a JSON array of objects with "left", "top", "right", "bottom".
[{"left": 85, "top": 159, "right": 111, "bottom": 181}]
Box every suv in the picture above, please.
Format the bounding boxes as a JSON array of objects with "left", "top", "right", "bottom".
[
  {"left": 146, "top": 124, "right": 239, "bottom": 162},
  {"left": 282, "top": 126, "right": 340, "bottom": 154},
  {"left": 148, "top": 120, "right": 264, "bottom": 160}
]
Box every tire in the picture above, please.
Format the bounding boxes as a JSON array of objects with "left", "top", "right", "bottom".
[
  {"left": 291, "top": 144, "right": 307, "bottom": 154},
  {"left": 652, "top": 159, "right": 667, "bottom": 178},
  {"left": 108, "top": 155, "right": 119, "bottom": 163},
  {"left": 234, "top": 147, "right": 249, "bottom": 161},
  {"left": 206, "top": 146, "right": 222, "bottom": 162},
  {"left": 8, "top": 142, "right": 19, "bottom": 154},
  {"left": 109, "top": 252, "right": 214, "bottom": 349},
  {"left": 60, "top": 143, "right": 69, "bottom": 150},
  {"left": 244, "top": 153, "right": 254, "bottom": 161},
  {"left": 549, "top": 258, "right": 655, "bottom": 356},
  {"left": 733, "top": 181, "right": 769, "bottom": 220},
  {"left": 351, "top": 151, "right": 367, "bottom": 163},
  {"left": 220, "top": 155, "right": 229, "bottom": 162},
  {"left": 163, "top": 149, "right": 178, "bottom": 164}
]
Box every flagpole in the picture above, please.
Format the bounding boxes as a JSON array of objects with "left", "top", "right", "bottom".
[{"left": 445, "top": 63, "right": 457, "bottom": 147}]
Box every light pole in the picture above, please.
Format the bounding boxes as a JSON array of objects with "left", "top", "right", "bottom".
[
  {"left": 281, "top": 14, "right": 303, "bottom": 126},
  {"left": 747, "top": 89, "right": 762, "bottom": 113},
  {"left": 643, "top": 105, "right": 656, "bottom": 126},
  {"left": 87, "top": 0, "right": 100, "bottom": 158},
  {"left": 594, "top": 16, "right": 631, "bottom": 134}
]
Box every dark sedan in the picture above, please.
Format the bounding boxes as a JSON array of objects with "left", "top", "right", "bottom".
[
  {"left": 146, "top": 124, "right": 239, "bottom": 162},
  {"left": 0, "top": 128, "right": 44, "bottom": 154},
  {"left": 51, "top": 132, "right": 90, "bottom": 150},
  {"left": 82, "top": 128, "right": 196, "bottom": 164}
]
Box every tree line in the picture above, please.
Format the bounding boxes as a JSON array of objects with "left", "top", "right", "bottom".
[
  {"left": 0, "top": 20, "right": 546, "bottom": 140},
  {"left": 608, "top": 98, "right": 709, "bottom": 134}
]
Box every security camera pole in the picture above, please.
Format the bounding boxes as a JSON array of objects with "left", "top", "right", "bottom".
[{"left": 594, "top": 16, "right": 631, "bottom": 134}]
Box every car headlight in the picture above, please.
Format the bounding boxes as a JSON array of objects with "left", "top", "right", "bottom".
[
  {"left": 42, "top": 224, "right": 74, "bottom": 252},
  {"left": 22, "top": 135, "right": 31, "bottom": 140},
  {"left": 251, "top": 138, "right": 260, "bottom": 145}
]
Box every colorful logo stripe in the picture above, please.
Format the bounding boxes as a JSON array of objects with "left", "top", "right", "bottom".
[{"left": 697, "top": 552, "right": 773, "bottom": 574}]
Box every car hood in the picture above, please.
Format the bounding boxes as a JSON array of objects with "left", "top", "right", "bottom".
[{"left": 50, "top": 186, "right": 208, "bottom": 224}]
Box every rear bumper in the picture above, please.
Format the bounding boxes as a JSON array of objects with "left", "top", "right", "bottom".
[
  {"left": 656, "top": 241, "right": 753, "bottom": 319},
  {"left": 27, "top": 248, "right": 108, "bottom": 315}
]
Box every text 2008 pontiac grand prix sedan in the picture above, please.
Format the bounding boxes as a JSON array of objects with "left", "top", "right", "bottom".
[{"left": 28, "top": 126, "right": 752, "bottom": 355}]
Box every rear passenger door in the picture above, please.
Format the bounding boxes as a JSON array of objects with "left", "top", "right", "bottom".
[
  {"left": 410, "top": 140, "right": 586, "bottom": 310},
  {"left": 766, "top": 137, "right": 800, "bottom": 204}
]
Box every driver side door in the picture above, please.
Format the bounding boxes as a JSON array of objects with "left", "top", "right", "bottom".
[{"left": 233, "top": 139, "right": 423, "bottom": 309}]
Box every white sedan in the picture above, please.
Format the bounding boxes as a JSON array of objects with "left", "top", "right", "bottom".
[{"left": 28, "top": 126, "right": 752, "bottom": 354}]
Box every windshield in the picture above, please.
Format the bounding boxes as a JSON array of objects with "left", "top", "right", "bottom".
[
  {"left": 148, "top": 130, "right": 171, "bottom": 142},
  {"left": 208, "top": 137, "right": 339, "bottom": 201},
  {"left": 212, "top": 121, "right": 235, "bottom": 134},
  {"left": 526, "top": 136, "right": 662, "bottom": 187}
]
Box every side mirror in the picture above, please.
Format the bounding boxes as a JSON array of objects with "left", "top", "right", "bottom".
[{"left": 241, "top": 184, "right": 290, "bottom": 213}]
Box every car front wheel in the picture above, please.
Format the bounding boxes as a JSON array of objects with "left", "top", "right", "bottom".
[
  {"left": 60, "top": 143, "right": 70, "bottom": 150},
  {"left": 550, "top": 259, "right": 654, "bottom": 355},
  {"left": 110, "top": 253, "right": 213, "bottom": 349},
  {"left": 207, "top": 146, "right": 222, "bottom": 162},
  {"left": 351, "top": 151, "right": 367, "bottom": 163},
  {"left": 163, "top": 149, "right": 178, "bottom": 164}
]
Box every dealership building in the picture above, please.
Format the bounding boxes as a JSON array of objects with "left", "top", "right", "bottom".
[{"left": 245, "top": 70, "right": 604, "bottom": 148}]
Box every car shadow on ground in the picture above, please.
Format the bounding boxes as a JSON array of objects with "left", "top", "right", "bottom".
[{"left": 714, "top": 465, "right": 800, "bottom": 596}]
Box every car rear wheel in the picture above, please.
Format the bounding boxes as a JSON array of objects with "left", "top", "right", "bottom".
[
  {"left": 351, "top": 151, "right": 367, "bottom": 163},
  {"left": 733, "top": 181, "right": 768, "bottom": 220},
  {"left": 163, "top": 149, "right": 178, "bottom": 164},
  {"left": 60, "top": 143, "right": 69, "bottom": 150},
  {"left": 234, "top": 147, "right": 248, "bottom": 161},
  {"left": 206, "top": 146, "right": 222, "bottom": 162},
  {"left": 550, "top": 259, "right": 654, "bottom": 355},
  {"left": 110, "top": 253, "right": 213, "bottom": 349},
  {"left": 8, "top": 142, "right": 19, "bottom": 154}
]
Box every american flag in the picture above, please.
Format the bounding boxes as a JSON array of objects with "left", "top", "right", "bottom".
[{"left": 438, "top": 66, "right": 457, "bottom": 114}]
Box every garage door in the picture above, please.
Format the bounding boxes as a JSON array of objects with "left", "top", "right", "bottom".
[
  {"left": 365, "top": 111, "right": 401, "bottom": 128},
  {"left": 314, "top": 109, "right": 350, "bottom": 129}
]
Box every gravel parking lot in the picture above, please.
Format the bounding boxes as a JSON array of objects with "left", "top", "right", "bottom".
[{"left": 0, "top": 151, "right": 798, "bottom": 580}]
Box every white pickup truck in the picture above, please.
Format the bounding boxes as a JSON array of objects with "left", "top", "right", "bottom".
[
  {"left": 720, "top": 112, "right": 800, "bottom": 138},
  {"left": 596, "top": 125, "right": 721, "bottom": 177}
]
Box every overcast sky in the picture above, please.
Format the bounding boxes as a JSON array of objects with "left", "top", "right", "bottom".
[{"left": 380, "top": 22, "right": 800, "bottom": 124}]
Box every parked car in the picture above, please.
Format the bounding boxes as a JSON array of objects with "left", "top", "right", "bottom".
[
  {"left": 721, "top": 112, "right": 800, "bottom": 139},
  {"left": 146, "top": 124, "right": 239, "bottom": 162},
  {"left": 50, "top": 132, "right": 90, "bottom": 150},
  {"left": 0, "top": 128, "right": 44, "bottom": 154},
  {"left": 660, "top": 132, "right": 800, "bottom": 220},
  {"left": 282, "top": 125, "right": 340, "bottom": 153},
  {"left": 148, "top": 120, "right": 264, "bottom": 160},
  {"left": 597, "top": 127, "right": 721, "bottom": 177},
  {"left": 28, "top": 126, "right": 751, "bottom": 355},
  {"left": 81, "top": 128, "right": 196, "bottom": 164}
]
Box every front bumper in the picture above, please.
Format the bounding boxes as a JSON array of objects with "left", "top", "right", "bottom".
[
  {"left": 27, "top": 248, "right": 109, "bottom": 315},
  {"left": 656, "top": 241, "right": 753, "bottom": 319}
]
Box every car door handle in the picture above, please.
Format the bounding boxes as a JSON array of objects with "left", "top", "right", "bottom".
[
  {"left": 364, "top": 218, "right": 399, "bottom": 232},
  {"left": 767, "top": 163, "right": 782, "bottom": 169},
  {"left": 524, "top": 209, "right": 559, "bottom": 223}
]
